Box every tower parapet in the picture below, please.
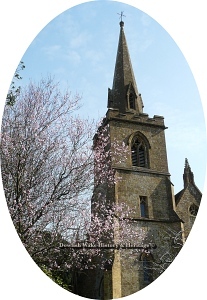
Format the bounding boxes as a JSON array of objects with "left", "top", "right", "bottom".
[{"left": 106, "top": 108, "right": 166, "bottom": 128}]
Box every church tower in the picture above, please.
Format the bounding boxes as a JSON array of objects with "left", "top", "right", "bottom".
[
  {"left": 100, "top": 20, "right": 183, "bottom": 298},
  {"left": 75, "top": 20, "right": 186, "bottom": 299}
]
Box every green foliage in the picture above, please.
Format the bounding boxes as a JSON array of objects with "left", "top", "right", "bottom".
[
  {"left": 40, "top": 265, "right": 72, "bottom": 291},
  {"left": 6, "top": 61, "right": 25, "bottom": 106}
]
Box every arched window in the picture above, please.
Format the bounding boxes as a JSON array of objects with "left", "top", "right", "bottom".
[
  {"left": 189, "top": 204, "right": 198, "bottom": 225},
  {"left": 131, "top": 137, "right": 147, "bottom": 167}
]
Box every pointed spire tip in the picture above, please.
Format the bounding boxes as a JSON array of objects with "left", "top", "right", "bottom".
[{"left": 185, "top": 158, "right": 190, "bottom": 169}]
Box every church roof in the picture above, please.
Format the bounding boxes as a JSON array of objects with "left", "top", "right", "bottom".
[
  {"left": 108, "top": 21, "right": 143, "bottom": 113},
  {"left": 174, "top": 189, "right": 185, "bottom": 205}
]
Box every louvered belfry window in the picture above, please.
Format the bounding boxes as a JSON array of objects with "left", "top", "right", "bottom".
[{"left": 131, "top": 137, "right": 146, "bottom": 167}]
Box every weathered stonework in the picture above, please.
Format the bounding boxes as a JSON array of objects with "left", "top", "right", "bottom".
[{"left": 74, "top": 21, "right": 201, "bottom": 299}]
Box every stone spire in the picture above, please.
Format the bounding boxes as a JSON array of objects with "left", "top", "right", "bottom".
[
  {"left": 108, "top": 21, "right": 143, "bottom": 114},
  {"left": 183, "top": 158, "right": 195, "bottom": 188}
]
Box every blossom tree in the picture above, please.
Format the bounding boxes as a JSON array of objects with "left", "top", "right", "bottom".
[
  {"left": 1, "top": 77, "right": 95, "bottom": 263},
  {"left": 1, "top": 77, "right": 141, "bottom": 273},
  {"left": 1, "top": 77, "right": 160, "bottom": 294}
]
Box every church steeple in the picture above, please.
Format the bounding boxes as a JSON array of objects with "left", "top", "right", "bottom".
[{"left": 108, "top": 21, "right": 143, "bottom": 114}]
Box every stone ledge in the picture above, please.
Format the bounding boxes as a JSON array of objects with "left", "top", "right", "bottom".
[
  {"left": 124, "top": 217, "right": 182, "bottom": 223},
  {"left": 113, "top": 166, "right": 171, "bottom": 177}
]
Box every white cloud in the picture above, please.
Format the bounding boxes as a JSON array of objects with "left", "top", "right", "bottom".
[
  {"left": 42, "top": 44, "right": 61, "bottom": 59},
  {"left": 69, "top": 31, "right": 92, "bottom": 49},
  {"left": 64, "top": 49, "right": 81, "bottom": 64}
]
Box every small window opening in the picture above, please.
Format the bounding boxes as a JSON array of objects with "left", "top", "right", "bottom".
[
  {"left": 129, "top": 93, "right": 135, "bottom": 109},
  {"left": 140, "top": 196, "right": 148, "bottom": 218}
]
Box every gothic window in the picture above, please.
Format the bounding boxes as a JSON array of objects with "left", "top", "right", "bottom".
[
  {"left": 131, "top": 137, "right": 147, "bottom": 167},
  {"left": 189, "top": 203, "right": 198, "bottom": 225},
  {"left": 140, "top": 196, "right": 148, "bottom": 218},
  {"left": 129, "top": 92, "right": 135, "bottom": 109}
]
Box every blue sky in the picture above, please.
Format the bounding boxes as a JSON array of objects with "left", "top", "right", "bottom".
[{"left": 19, "top": 1, "right": 206, "bottom": 194}]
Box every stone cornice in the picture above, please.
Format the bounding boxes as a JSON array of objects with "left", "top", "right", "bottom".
[{"left": 113, "top": 165, "right": 171, "bottom": 177}]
